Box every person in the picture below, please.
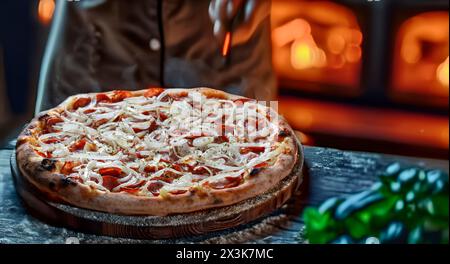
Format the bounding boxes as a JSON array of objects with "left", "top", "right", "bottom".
[{"left": 35, "top": 0, "right": 276, "bottom": 113}]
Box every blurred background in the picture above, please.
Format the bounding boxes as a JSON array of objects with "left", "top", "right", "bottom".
[{"left": 0, "top": 0, "right": 448, "bottom": 159}]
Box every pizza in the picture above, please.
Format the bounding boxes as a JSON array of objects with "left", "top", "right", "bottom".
[{"left": 16, "top": 87, "right": 299, "bottom": 216}]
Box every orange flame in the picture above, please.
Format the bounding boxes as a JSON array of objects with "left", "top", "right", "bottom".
[
  {"left": 273, "top": 17, "right": 362, "bottom": 71},
  {"left": 291, "top": 39, "right": 326, "bottom": 70},
  {"left": 38, "top": 0, "right": 55, "bottom": 25},
  {"left": 437, "top": 57, "right": 449, "bottom": 87}
]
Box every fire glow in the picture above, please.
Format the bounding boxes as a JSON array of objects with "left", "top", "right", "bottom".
[
  {"left": 392, "top": 11, "right": 449, "bottom": 99},
  {"left": 38, "top": 0, "right": 55, "bottom": 25},
  {"left": 437, "top": 57, "right": 449, "bottom": 88},
  {"left": 271, "top": 1, "right": 363, "bottom": 90},
  {"left": 273, "top": 18, "right": 362, "bottom": 71}
]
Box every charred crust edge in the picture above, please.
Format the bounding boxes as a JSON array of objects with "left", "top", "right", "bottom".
[
  {"left": 60, "top": 176, "right": 78, "bottom": 188},
  {"left": 38, "top": 113, "right": 50, "bottom": 121},
  {"left": 48, "top": 181, "right": 57, "bottom": 191},
  {"left": 250, "top": 168, "right": 263, "bottom": 176},
  {"left": 40, "top": 159, "right": 56, "bottom": 171},
  {"left": 278, "top": 128, "right": 290, "bottom": 138}
]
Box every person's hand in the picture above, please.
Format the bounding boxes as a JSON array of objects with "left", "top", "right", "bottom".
[{"left": 209, "top": 0, "right": 271, "bottom": 46}]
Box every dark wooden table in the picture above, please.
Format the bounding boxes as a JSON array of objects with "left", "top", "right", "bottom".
[{"left": 0, "top": 139, "right": 448, "bottom": 244}]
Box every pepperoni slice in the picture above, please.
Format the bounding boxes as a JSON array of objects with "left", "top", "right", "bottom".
[
  {"left": 144, "top": 87, "right": 165, "bottom": 98},
  {"left": 144, "top": 165, "right": 165, "bottom": 173},
  {"left": 72, "top": 97, "right": 91, "bottom": 110},
  {"left": 178, "top": 163, "right": 194, "bottom": 172},
  {"left": 98, "top": 167, "right": 123, "bottom": 177},
  {"left": 159, "top": 112, "right": 169, "bottom": 121},
  {"left": 111, "top": 90, "right": 132, "bottom": 102},
  {"left": 83, "top": 109, "right": 96, "bottom": 114},
  {"left": 215, "top": 135, "right": 229, "bottom": 143},
  {"left": 169, "top": 190, "right": 188, "bottom": 195},
  {"left": 152, "top": 176, "right": 174, "bottom": 184},
  {"left": 92, "top": 118, "right": 108, "bottom": 128},
  {"left": 169, "top": 91, "right": 188, "bottom": 100},
  {"left": 96, "top": 93, "right": 111, "bottom": 103},
  {"left": 234, "top": 98, "right": 252, "bottom": 105},
  {"left": 148, "top": 121, "right": 158, "bottom": 132},
  {"left": 60, "top": 161, "right": 79, "bottom": 174},
  {"left": 144, "top": 166, "right": 157, "bottom": 173},
  {"left": 157, "top": 170, "right": 182, "bottom": 183},
  {"left": 132, "top": 127, "right": 145, "bottom": 133},
  {"left": 68, "top": 138, "right": 87, "bottom": 152},
  {"left": 162, "top": 171, "right": 181, "bottom": 181},
  {"left": 254, "top": 162, "right": 268, "bottom": 168},
  {"left": 42, "top": 137, "right": 60, "bottom": 144},
  {"left": 192, "top": 166, "right": 211, "bottom": 175},
  {"left": 46, "top": 116, "right": 63, "bottom": 126},
  {"left": 217, "top": 136, "right": 230, "bottom": 143},
  {"left": 119, "top": 180, "right": 145, "bottom": 194},
  {"left": 35, "top": 150, "right": 51, "bottom": 158},
  {"left": 132, "top": 121, "right": 158, "bottom": 133},
  {"left": 147, "top": 182, "right": 164, "bottom": 196},
  {"left": 172, "top": 164, "right": 183, "bottom": 172},
  {"left": 102, "top": 176, "right": 120, "bottom": 191},
  {"left": 240, "top": 146, "right": 265, "bottom": 154},
  {"left": 205, "top": 175, "right": 243, "bottom": 190},
  {"left": 42, "top": 116, "right": 63, "bottom": 133}
]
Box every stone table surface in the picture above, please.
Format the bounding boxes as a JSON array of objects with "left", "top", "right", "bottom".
[{"left": 0, "top": 139, "right": 448, "bottom": 244}]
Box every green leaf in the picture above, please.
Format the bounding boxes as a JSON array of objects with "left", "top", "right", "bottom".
[
  {"left": 345, "top": 217, "right": 369, "bottom": 240},
  {"left": 302, "top": 164, "right": 449, "bottom": 244}
]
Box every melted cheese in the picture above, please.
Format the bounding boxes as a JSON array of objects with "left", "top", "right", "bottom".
[{"left": 33, "top": 90, "right": 287, "bottom": 196}]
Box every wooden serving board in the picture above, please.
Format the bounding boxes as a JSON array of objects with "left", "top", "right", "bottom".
[{"left": 10, "top": 146, "right": 304, "bottom": 240}]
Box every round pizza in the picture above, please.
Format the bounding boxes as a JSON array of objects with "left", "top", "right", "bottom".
[{"left": 16, "top": 87, "right": 299, "bottom": 216}]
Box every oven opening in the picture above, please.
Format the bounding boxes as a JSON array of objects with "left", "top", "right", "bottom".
[
  {"left": 271, "top": 0, "right": 363, "bottom": 97},
  {"left": 391, "top": 11, "right": 449, "bottom": 107}
]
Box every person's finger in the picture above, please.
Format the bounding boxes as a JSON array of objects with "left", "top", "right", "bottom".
[
  {"left": 226, "top": 0, "right": 234, "bottom": 19},
  {"left": 216, "top": 0, "right": 230, "bottom": 28},
  {"left": 210, "top": 0, "right": 230, "bottom": 40},
  {"left": 210, "top": 0, "right": 226, "bottom": 44},
  {"left": 209, "top": 0, "right": 226, "bottom": 26},
  {"left": 208, "top": 0, "right": 216, "bottom": 20},
  {"left": 226, "top": 0, "right": 246, "bottom": 20},
  {"left": 209, "top": 0, "right": 227, "bottom": 23},
  {"left": 243, "top": 0, "right": 256, "bottom": 23},
  {"left": 231, "top": 0, "right": 270, "bottom": 45},
  {"left": 214, "top": 19, "right": 227, "bottom": 45}
]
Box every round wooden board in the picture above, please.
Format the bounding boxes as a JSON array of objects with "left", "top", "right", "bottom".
[{"left": 10, "top": 146, "right": 304, "bottom": 240}]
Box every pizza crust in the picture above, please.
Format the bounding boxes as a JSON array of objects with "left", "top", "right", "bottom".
[{"left": 16, "top": 88, "right": 300, "bottom": 216}]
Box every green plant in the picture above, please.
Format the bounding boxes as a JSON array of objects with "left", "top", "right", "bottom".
[{"left": 303, "top": 163, "right": 449, "bottom": 244}]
